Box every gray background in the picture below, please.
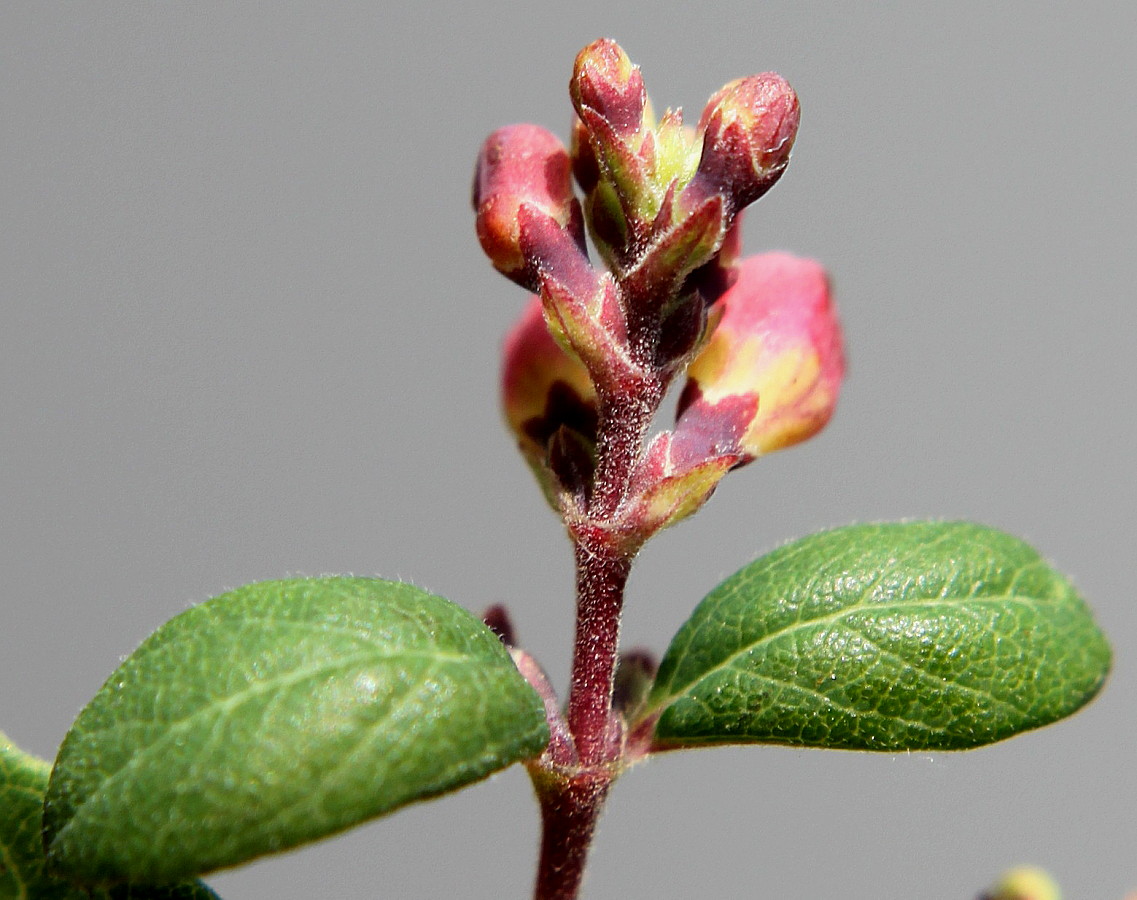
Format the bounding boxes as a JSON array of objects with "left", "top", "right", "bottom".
[{"left": 2, "top": 3, "right": 1134, "bottom": 898}]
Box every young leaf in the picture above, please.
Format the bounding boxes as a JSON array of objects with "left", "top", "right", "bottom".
[
  {"left": 1, "top": 731, "right": 219, "bottom": 899},
  {"left": 645, "top": 522, "right": 1110, "bottom": 751},
  {"left": 43, "top": 578, "right": 549, "bottom": 885}
]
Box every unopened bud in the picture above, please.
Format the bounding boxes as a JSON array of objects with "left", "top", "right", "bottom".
[
  {"left": 570, "top": 40, "right": 658, "bottom": 253},
  {"left": 474, "top": 124, "right": 581, "bottom": 288},
  {"left": 675, "top": 252, "right": 843, "bottom": 462},
  {"left": 570, "top": 39, "right": 646, "bottom": 139},
  {"left": 981, "top": 866, "right": 1062, "bottom": 900},
  {"left": 682, "top": 74, "right": 799, "bottom": 216}
]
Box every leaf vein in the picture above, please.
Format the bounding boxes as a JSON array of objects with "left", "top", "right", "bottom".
[
  {"left": 52, "top": 648, "right": 476, "bottom": 846},
  {"left": 649, "top": 593, "right": 1041, "bottom": 714}
]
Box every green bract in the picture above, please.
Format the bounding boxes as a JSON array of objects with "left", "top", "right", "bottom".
[
  {"left": 42, "top": 578, "right": 548, "bottom": 885},
  {"left": 1, "top": 732, "right": 218, "bottom": 899},
  {"left": 645, "top": 522, "right": 1110, "bottom": 751}
]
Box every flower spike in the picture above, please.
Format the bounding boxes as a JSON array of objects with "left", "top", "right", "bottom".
[{"left": 481, "top": 44, "right": 834, "bottom": 535}]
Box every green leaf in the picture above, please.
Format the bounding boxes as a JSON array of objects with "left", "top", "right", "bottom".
[
  {"left": 646, "top": 522, "right": 1111, "bottom": 752},
  {"left": 1, "top": 731, "right": 219, "bottom": 899},
  {"left": 43, "top": 578, "right": 549, "bottom": 885}
]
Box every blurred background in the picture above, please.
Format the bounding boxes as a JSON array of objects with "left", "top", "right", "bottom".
[{"left": 2, "top": 3, "right": 1133, "bottom": 898}]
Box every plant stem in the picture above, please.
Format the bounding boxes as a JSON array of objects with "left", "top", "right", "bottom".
[
  {"left": 565, "top": 536, "right": 631, "bottom": 766},
  {"left": 532, "top": 379, "right": 662, "bottom": 900},
  {"left": 530, "top": 538, "right": 626, "bottom": 900},
  {"left": 533, "top": 773, "right": 612, "bottom": 900},
  {"left": 588, "top": 379, "right": 661, "bottom": 519},
  {"left": 565, "top": 381, "right": 657, "bottom": 764}
]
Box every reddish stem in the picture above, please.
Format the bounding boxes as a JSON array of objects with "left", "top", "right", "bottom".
[
  {"left": 532, "top": 773, "right": 612, "bottom": 900},
  {"left": 565, "top": 535, "right": 631, "bottom": 765},
  {"left": 588, "top": 380, "right": 661, "bottom": 519},
  {"left": 564, "top": 380, "right": 657, "bottom": 764},
  {"left": 532, "top": 379, "right": 664, "bottom": 900}
]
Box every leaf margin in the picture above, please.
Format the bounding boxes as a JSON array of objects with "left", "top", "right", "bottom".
[
  {"left": 1, "top": 730, "right": 220, "bottom": 899},
  {"left": 642, "top": 520, "right": 1111, "bottom": 752}
]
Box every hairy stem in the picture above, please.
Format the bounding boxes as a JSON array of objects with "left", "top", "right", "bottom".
[
  {"left": 533, "top": 773, "right": 612, "bottom": 900},
  {"left": 565, "top": 537, "right": 631, "bottom": 765},
  {"left": 532, "top": 376, "right": 665, "bottom": 900},
  {"left": 587, "top": 379, "right": 661, "bottom": 519},
  {"left": 565, "top": 378, "right": 659, "bottom": 763}
]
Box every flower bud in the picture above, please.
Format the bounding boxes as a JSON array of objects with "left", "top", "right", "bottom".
[
  {"left": 982, "top": 866, "right": 1062, "bottom": 900},
  {"left": 675, "top": 252, "right": 843, "bottom": 462},
  {"left": 570, "top": 39, "right": 646, "bottom": 140},
  {"left": 481, "top": 604, "right": 516, "bottom": 646},
  {"left": 474, "top": 124, "right": 581, "bottom": 288},
  {"left": 681, "top": 74, "right": 800, "bottom": 217},
  {"left": 501, "top": 297, "right": 598, "bottom": 504},
  {"left": 569, "top": 40, "right": 658, "bottom": 258}
]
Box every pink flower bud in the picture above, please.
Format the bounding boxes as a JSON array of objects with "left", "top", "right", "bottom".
[
  {"left": 474, "top": 124, "right": 581, "bottom": 288},
  {"left": 675, "top": 252, "right": 843, "bottom": 462},
  {"left": 569, "top": 40, "right": 659, "bottom": 257},
  {"left": 983, "top": 867, "right": 1062, "bottom": 900},
  {"left": 570, "top": 39, "right": 646, "bottom": 139},
  {"left": 682, "top": 74, "right": 800, "bottom": 216},
  {"left": 501, "top": 297, "right": 598, "bottom": 502}
]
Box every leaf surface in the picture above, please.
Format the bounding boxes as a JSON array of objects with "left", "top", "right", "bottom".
[
  {"left": 646, "top": 522, "right": 1110, "bottom": 751},
  {"left": 43, "top": 578, "right": 548, "bottom": 884},
  {"left": 1, "top": 732, "right": 218, "bottom": 899}
]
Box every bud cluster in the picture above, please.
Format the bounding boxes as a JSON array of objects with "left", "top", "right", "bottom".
[{"left": 477, "top": 39, "right": 843, "bottom": 549}]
